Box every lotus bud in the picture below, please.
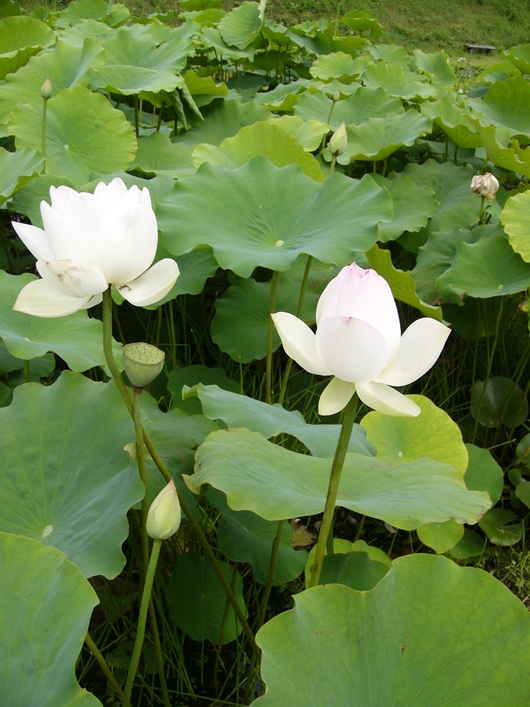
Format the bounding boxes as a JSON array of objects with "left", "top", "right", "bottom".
[
  {"left": 471, "top": 173, "right": 499, "bottom": 201},
  {"left": 123, "top": 342, "right": 165, "bottom": 388},
  {"left": 333, "top": 89, "right": 341, "bottom": 102},
  {"left": 328, "top": 122, "right": 347, "bottom": 156},
  {"left": 40, "top": 77, "right": 53, "bottom": 100},
  {"left": 146, "top": 480, "right": 181, "bottom": 540}
]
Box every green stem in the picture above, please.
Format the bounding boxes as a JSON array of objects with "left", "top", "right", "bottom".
[
  {"left": 41, "top": 98, "right": 47, "bottom": 174},
  {"left": 244, "top": 520, "right": 284, "bottom": 704},
  {"left": 133, "top": 389, "right": 149, "bottom": 580},
  {"left": 85, "top": 632, "right": 124, "bottom": 701},
  {"left": 23, "top": 360, "right": 30, "bottom": 383},
  {"left": 265, "top": 271, "right": 280, "bottom": 405},
  {"left": 308, "top": 394, "right": 358, "bottom": 588},
  {"left": 123, "top": 539, "right": 162, "bottom": 707},
  {"left": 479, "top": 195, "right": 486, "bottom": 225},
  {"left": 101, "top": 289, "right": 257, "bottom": 654},
  {"left": 148, "top": 599, "right": 171, "bottom": 707}
]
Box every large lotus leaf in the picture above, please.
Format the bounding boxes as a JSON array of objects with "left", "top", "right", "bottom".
[
  {"left": 10, "top": 86, "right": 136, "bottom": 185},
  {"left": 471, "top": 377, "right": 529, "bottom": 429},
  {"left": 417, "top": 519, "right": 464, "bottom": 554},
  {"left": 254, "top": 554, "right": 530, "bottom": 707},
  {"left": 0, "top": 15, "right": 55, "bottom": 78},
  {"left": 0, "top": 38, "right": 105, "bottom": 128},
  {"left": 294, "top": 86, "right": 403, "bottom": 131},
  {"left": 366, "top": 244, "right": 443, "bottom": 321},
  {"left": 342, "top": 111, "right": 432, "bottom": 162},
  {"left": 211, "top": 490, "right": 306, "bottom": 585},
  {"left": 502, "top": 190, "right": 530, "bottom": 263},
  {"left": 0, "top": 271, "right": 123, "bottom": 371},
  {"left": 402, "top": 160, "right": 482, "bottom": 241},
  {"left": 465, "top": 443, "right": 503, "bottom": 506},
  {"left": 421, "top": 98, "right": 482, "bottom": 148},
  {"left": 0, "top": 146, "right": 43, "bottom": 206},
  {"left": 363, "top": 61, "right": 436, "bottom": 100},
  {"left": 371, "top": 172, "right": 437, "bottom": 242},
  {"left": 158, "top": 159, "right": 392, "bottom": 277},
  {"left": 186, "top": 427, "right": 490, "bottom": 529},
  {"left": 0, "top": 533, "right": 101, "bottom": 707},
  {"left": 436, "top": 233, "right": 530, "bottom": 300},
  {"left": 468, "top": 76, "right": 530, "bottom": 140},
  {"left": 254, "top": 80, "right": 311, "bottom": 111},
  {"left": 168, "top": 364, "right": 240, "bottom": 415},
  {"left": 183, "top": 69, "right": 228, "bottom": 104},
  {"left": 412, "top": 227, "right": 474, "bottom": 303},
  {"left": 309, "top": 51, "right": 363, "bottom": 82},
  {"left": 89, "top": 29, "right": 192, "bottom": 95},
  {"left": 193, "top": 121, "right": 324, "bottom": 181},
  {"left": 130, "top": 132, "right": 195, "bottom": 179},
  {"left": 269, "top": 115, "right": 328, "bottom": 152},
  {"left": 475, "top": 123, "right": 530, "bottom": 177},
  {"left": 339, "top": 9, "right": 383, "bottom": 40},
  {"left": 285, "top": 22, "right": 338, "bottom": 57},
  {"left": 479, "top": 508, "right": 523, "bottom": 546},
  {"left": 200, "top": 25, "right": 257, "bottom": 60},
  {"left": 174, "top": 98, "right": 272, "bottom": 149},
  {"left": 210, "top": 274, "right": 319, "bottom": 362},
  {"left": 217, "top": 0, "right": 261, "bottom": 49},
  {"left": 54, "top": 17, "right": 114, "bottom": 47},
  {"left": 304, "top": 539, "right": 392, "bottom": 588},
  {"left": 193, "top": 383, "right": 375, "bottom": 457},
  {"left": 361, "top": 395, "right": 469, "bottom": 474},
  {"left": 0, "top": 372, "right": 144, "bottom": 578},
  {"left": 53, "top": 0, "right": 123, "bottom": 27},
  {"left": 367, "top": 43, "right": 410, "bottom": 65},
  {"left": 169, "top": 551, "right": 246, "bottom": 644},
  {"left": 413, "top": 49, "right": 456, "bottom": 85},
  {"left": 503, "top": 43, "right": 530, "bottom": 73}
]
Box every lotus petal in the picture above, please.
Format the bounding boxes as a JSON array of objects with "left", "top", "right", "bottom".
[
  {"left": 118, "top": 258, "right": 180, "bottom": 306},
  {"left": 319, "top": 377, "right": 356, "bottom": 416},
  {"left": 13, "top": 279, "right": 94, "bottom": 317},
  {"left": 271, "top": 312, "right": 330, "bottom": 376},
  {"left": 357, "top": 381, "right": 421, "bottom": 417}
]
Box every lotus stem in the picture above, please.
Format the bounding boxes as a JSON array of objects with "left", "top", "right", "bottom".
[
  {"left": 123, "top": 538, "right": 162, "bottom": 706},
  {"left": 85, "top": 632, "right": 124, "bottom": 701},
  {"left": 308, "top": 393, "right": 358, "bottom": 588},
  {"left": 265, "top": 271, "right": 279, "bottom": 404}
]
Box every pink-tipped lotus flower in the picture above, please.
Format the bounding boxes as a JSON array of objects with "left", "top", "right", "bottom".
[
  {"left": 272, "top": 263, "right": 451, "bottom": 417},
  {"left": 12, "top": 178, "right": 179, "bottom": 317}
]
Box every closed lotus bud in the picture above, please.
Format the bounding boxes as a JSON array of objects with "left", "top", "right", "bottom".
[
  {"left": 328, "top": 122, "right": 347, "bottom": 156},
  {"left": 333, "top": 89, "right": 341, "bottom": 102},
  {"left": 41, "top": 77, "right": 53, "bottom": 100},
  {"left": 146, "top": 479, "right": 181, "bottom": 540},
  {"left": 123, "top": 342, "right": 165, "bottom": 388},
  {"left": 471, "top": 173, "right": 499, "bottom": 201}
]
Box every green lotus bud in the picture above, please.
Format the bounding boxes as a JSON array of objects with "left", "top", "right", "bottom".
[
  {"left": 146, "top": 479, "right": 181, "bottom": 540},
  {"left": 123, "top": 342, "right": 165, "bottom": 388},
  {"left": 328, "top": 122, "right": 347, "bottom": 156},
  {"left": 40, "top": 77, "right": 53, "bottom": 100},
  {"left": 333, "top": 89, "right": 341, "bottom": 102}
]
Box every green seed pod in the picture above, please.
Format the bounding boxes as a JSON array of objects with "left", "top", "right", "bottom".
[{"left": 123, "top": 342, "right": 165, "bottom": 388}]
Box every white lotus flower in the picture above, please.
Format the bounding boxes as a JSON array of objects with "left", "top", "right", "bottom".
[
  {"left": 272, "top": 263, "right": 451, "bottom": 417},
  {"left": 12, "top": 178, "right": 179, "bottom": 317},
  {"left": 470, "top": 173, "right": 499, "bottom": 201}
]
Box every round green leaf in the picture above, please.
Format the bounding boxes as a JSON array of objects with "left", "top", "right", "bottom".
[
  {"left": 504, "top": 44, "right": 530, "bottom": 74},
  {"left": 9, "top": 85, "right": 137, "bottom": 184},
  {"left": 449, "top": 527, "right": 486, "bottom": 559},
  {"left": 465, "top": 443, "right": 503, "bottom": 505},
  {"left": 470, "top": 376, "right": 529, "bottom": 428},
  {"left": 342, "top": 111, "right": 432, "bottom": 162},
  {"left": 413, "top": 49, "right": 456, "bottom": 85},
  {"left": 294, "top": 85, "right": 403, "bottom": 131},
  {"left": 469, "top": 76, "right": 530, "bottom": 140},
  {"left": 270, "top": 115, "right": 328, "bottom": 152},
  {"left": 89, "top": 29, "right": 191, "bottom": 95},
  {"left": 309, "top": 51, "right": 362, "bottom": 82},
  {"left": 0, "top": 271, "right": 122, "bottom": 372},
  {"left": 131, "top": 132, "right": 195, "bottom": 179},
  {"left": 421, "top": 98, "right": 482, "bottom": 148},
  {"left": 217, "top": 0, "right": 261, "bottom": 49},
  {"left": 0, "top": 372, "right": 144, "bottom": 578},
  {"left": 254, "top": 554, "right": 530, "bottom": 707},
  {"left": 363, "top": 61, "right": 436, "bottom": 100},
  {"left": 0, "top": 533, "right": 101, "bottom": 706},
  {"left": 186, "top": 427, "right": 490, "bottom": 529},
  {"left": 0, "top": 16, "right": 55, "bottom": 79},
  {"left": 0, "top": 146, "right": 43, "bottom": 206},
  {"left": 436, "top": 234, "right": 530, "bottom": 300},
  {"left": 169, "top": 552, "right": 246, "bottom": 645},
  {"left": 193, "top": 121, "right": 325, "bottom": 182},
  {"left": 158, "top": 159, "right": 392, "bottom": 277},
  {"left": 417, "top": 520, "right": 464, "bottom": 553},
  {"left": 361, "top": 395, "right": 469, "bottom": 475},
  {"left": 372, "top": 172, "right": 437, "bottom": 242},
  {"left": 479, "top": 508, "right": 523, "bottom": 546},
  {"left": 318, "top": 550, "right": 389, "bottom": 589},
  {"left": 502, "top": 190, "right": 530, "bottom": 263},
  {"left": 213, "top": 490, "right": 306, "bottom": 585}
]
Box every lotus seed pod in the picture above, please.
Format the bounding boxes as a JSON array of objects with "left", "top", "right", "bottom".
[
  {"left": 123, "top": 342, "right": 165, "bottom": 388},
  {"left": 41, "top": 77, "right": 53, "bottom": 100}
]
